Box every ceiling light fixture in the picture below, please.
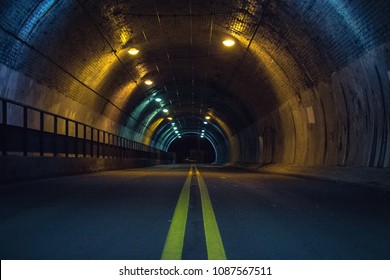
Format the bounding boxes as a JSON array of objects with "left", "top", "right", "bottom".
[
  {"left": 223, "top": 39, "right": 235, "bottom": 47},
  {"left": 205, "top": 116, "right": 211, "bottom": 120},
  {"left": 167, "top": 117, "right": 173, "bottom": 121},
  {"left": 163, "top": 109, "right": 169, "bottom": 113},
  {"left": 128, "top": 48, "right": 139, "bottom": 55},
  {"left": 203, "top": 121, "right": 208, "bottom": 124},
  {"left": 155, "top": 98, "right": 162, "bottom": 102},
  {"left": 145, "top": 79, "right": 153, "bottom": 85}
]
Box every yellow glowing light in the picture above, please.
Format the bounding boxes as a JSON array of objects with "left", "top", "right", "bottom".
[
  {"left": 167, "top": 117, "right": 173, "bottom": 120},
  {"left": 145, "top": 79, "right": 153, "bottom": 85},
  {"left": 205, "top": 116, "right": 211, "bottom": 120},
  {"left": 128, "top": 48, "right": 140, "bottom": 55},
  {"left": 223, "top": 39, "right": 235, "bottom": 47}
]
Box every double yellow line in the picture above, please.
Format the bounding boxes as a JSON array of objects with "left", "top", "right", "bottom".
[{"left": 161, "top": 165, "right": 226, "bottom": 260}]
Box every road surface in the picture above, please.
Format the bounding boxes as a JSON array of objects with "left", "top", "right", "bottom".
[{"left": 1, "top": 164, "right": 389, "bottom": 259}]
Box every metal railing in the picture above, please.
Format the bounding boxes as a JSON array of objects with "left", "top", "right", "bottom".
[{"left": 0, "top": 96, "right": 173, "bottom": 162}]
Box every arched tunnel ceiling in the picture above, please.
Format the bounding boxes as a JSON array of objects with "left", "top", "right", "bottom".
[{"left": 0, "top": 0, "right": 389, "bottom": 164}]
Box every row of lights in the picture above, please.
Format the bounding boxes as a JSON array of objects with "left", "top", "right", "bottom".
[
  {"left": 154, "top": 97, "right": 170, "bottom": 113},
  {"left": 128, "top": 38, "right": 235, "bottom": 86},
  {"left": 155, "top": 96, "right": 179, "bottom": 136},
  {"left": 171, "top": 122, "right": 182, "bottom": 138},
  {"left": 128, "top": 38, "right": 235, "bottom": 56},
  {"left": 128, "top": 48, "right": 154, "bottom": 86},
  {"left": 128, "top": 39, "right": 233, "bottom": 139},
  {"left": 201, "top": 115, "right": 212, "bottom": 138}
]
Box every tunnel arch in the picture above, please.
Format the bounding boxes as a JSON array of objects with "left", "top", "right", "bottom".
[{"left": 0, "top": 0, "right": 389, "bottom": 168}]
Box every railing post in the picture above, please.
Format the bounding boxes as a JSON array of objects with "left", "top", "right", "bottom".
[
  {"left": 103, "top": 132, "right": 106, "bottom": 158},
  {"left": 75, "top": 122, "right": 78, "bottom": 158},
  {"left": 53, "top": 116, "right": 58, "bottom": 157},
  {"left": 97, "top": 130, "right": 100, "bottom": 158},
  {"left": 90, "top": 127, "right": 94, "bottom": 158},
  {"left": 112, "top": 135, "right": 118, "bottom": 158},
  {"left": 23, "top": 107, "right": 28, "bottom": 156},
  {"left": 83, "top": 124, "right": 87, "bottom": 158},
  {"left": 65, "top": 119, "right": 69, "bottom": 157},
  {"left": 2, "top": 101, "right": 7, "bottom": 156},
  {"left": 108, "top": 134, "right": 111, "bottom": 159},
  {"left": 40, "top": 111, "right": 44, "bottom": 157},
  {"left": 121, "top": 137, "right": 126, "bottom": 158},
  {"left": 119, "top": 136, "right": 122, "bottom": 158}
]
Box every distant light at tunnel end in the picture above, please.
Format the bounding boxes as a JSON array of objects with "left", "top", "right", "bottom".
[
  {"left": 128, "top": 48, "right": 139, "bottom": 55},
  {"left": 223, "top": 39, "right": 235, "bottom": 47}
]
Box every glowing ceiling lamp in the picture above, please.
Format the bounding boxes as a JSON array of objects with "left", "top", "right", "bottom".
[
  {"left": 155, "top": 98, "right": 162, "bottom": 102},
  {"left": 145, "top": 79, "right": 153, "bottom": 85},
  {"left": 205, "top": 116, "right": 211, "bottom": 120},
  {"left": 163, "top": 109, "right": 169, "bottom": 113},
  {"left": 128, "top": 48, "right": 139, "bottom": 55},
  {"left": 203, "top": 121, "right": 208, "bottom": 124},
  {"left": 223, "top": 39, "right": 235, "bottom": 47},
  {"left": 167, "top": 117, "right": 173, "bottom": 120}
]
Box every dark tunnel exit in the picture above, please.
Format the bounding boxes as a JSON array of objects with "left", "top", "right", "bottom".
[{"left": 168, "top": 135, "right": 216, "bottom": 164}]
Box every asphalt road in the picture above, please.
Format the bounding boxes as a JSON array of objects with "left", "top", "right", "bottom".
[{"left": 1, "top": 164, "right": 389, "bottom": 259}]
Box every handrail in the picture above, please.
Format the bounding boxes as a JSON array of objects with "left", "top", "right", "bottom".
[{"left": 0, "top": 96, "right": 173, "bottom": 161}]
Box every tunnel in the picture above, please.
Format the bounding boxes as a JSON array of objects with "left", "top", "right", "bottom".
[{"left": 0, "top": 0, "right": 390, "bottom": 260}]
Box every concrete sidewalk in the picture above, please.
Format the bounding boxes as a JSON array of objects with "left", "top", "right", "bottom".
[{"left": 251, "top": 164, "right": 390, "bottom": 190}]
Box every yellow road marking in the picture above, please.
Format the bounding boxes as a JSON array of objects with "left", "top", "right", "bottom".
[
  {"left": 195, "top": 166, "right": 227, "bottom": 260},
  {"left": 161, "top": 165, "right": 193, "bottom": 260}
]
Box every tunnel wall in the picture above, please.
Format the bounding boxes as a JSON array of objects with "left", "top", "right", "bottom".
[
  {"left": 0, "top": 63, "right": 151, "bottom": 144},
  {"left": 250, "top": 41, "right": 390, "bottom": 168},
  {"left": 1, "top": 63, "right": 124, "bottom": 137},
  {"left": 0, "top": 64, "right": 170, "bottom": 182}
]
